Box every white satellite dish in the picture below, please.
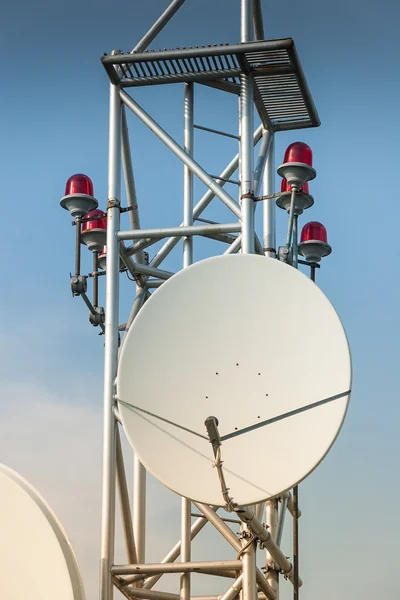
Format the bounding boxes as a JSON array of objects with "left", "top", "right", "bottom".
[
  {"left": 0, "top": 464, "right": 86, "bottom": 600},
  {"left": 117, "top": 255, "right": 351, "bottom": 506}
]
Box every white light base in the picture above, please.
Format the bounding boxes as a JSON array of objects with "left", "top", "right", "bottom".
[
  {"left": 277, "top": 162, "right": 316, "bottom": 188},
  {"left": 81, "top": 229, "right": 107, "bottom": 253},
  {"left": 298, "top": 240, "right": 332, "bottom": 263},
  {"left": 59, "top": 194, "right": 98, "bottom": 218},
  {"left": 276, "top": 192, "right": 314, "bottom": 215}
]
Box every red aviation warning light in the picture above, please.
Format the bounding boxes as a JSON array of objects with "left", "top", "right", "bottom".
[
  {"left": 81, "top": 210, "right": 107, "bottom": 252},
  {"left": 277, "top": 142, "right": 316, "bottom": 188},
  {"left": 284, "top": 141, "right": 313, "bottom": 165},
  {"left": 276, "top": 177, "right": 314, "bottom": 214},
  {"left": 298, "top": 221, "right": 332, "bottom": 262},
  {"left": 65, "top": 174, "right": 94, "bottom": 197},
  {"left": 60, "top": 173, "right": 98, "bottom": 217}
]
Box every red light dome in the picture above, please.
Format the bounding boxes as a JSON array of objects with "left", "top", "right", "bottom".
[
  {"left": 298, "top": 221, "right": 331, "bottom": 263},
  {"left": 300, "top": 221, "right": 328, "bottom": 244},
  {"left": 277, "top": 142, "right": 316, "bottom": 188},
  {"left": 65, "top": 174, "right": 94, "bottom": 197},
  {"left": 283, "top": 142, "right": 313, "bottom": 167},
  {"left": 60, "top": 173, "right": 98, "bottom": 217}
]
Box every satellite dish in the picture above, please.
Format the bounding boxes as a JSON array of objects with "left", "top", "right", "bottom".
[
  {"left": 117, "top": 255, "right": 351, "bottom": 506},
  {"left": 0, "top": 464, "right": 86, "bottom": 600}
]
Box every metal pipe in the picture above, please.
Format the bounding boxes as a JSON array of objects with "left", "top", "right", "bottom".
[
  {"left": 183, "top": 82, "right": 194, "bottom": 269},
  {"left": 190, "top": 513, "right": 241, "bottom": 525},
  {"left": 254, "top": 130, "right": 272, "bottom": 198},
  {"left": 255, "top": 572, "right": 277, "bottom": 600},
  {"left": 189, "top": 569, "right": 239, "bottom": 579},
  {"left": 265, "top": 500, "right": 279, "bottom": 597},
  {"left": 121, "top": 107, "right": 145, "bottom": 265},
  {"left": 255, "top": 503, "right": 264, "bottom": 521},
  {"left": 181, "top": 85, "right": 193, "bottom": 599},
  {"left": 106, "top": 39, "right": 294, "bottom": 65},
  {"left": 209, "top": 174, "right": 240, "bottom": 186},
  {"left": 292, "top": 216, "right": 298, "bottom": 269},
  {"left": 194, "top": 594, "right": 268, "bottom": 600},
  {"left": 191, "top": 505, "right": 277, "bottom": 600},
  {"left": 263, "top": 135, "right": 276, "bottom": 257},
  {"left": 181, "top": 498, "right": 191, "bottom": 600},
  {"left": 242, "top": 539, "right": 257, "bottom": 600},
  {"left": 285, "top": 188, "right": 297, "bottom": 248},
  {"left": 131, "top": 0, "right": 186, "bottom": 53},
  {"left": 80, "top": 292, "right": 105, "bottom": 333},
  {"left": 133, "top": 454, "right": 146, "bottom": 564},
  {"left": 112, "top": 560, "right": 243, "bottom": 576},
  {"left": 126, "top": 238, "right": 158, "bottom": 256},
  {"left": 293, "top": 486, "right": 299, "bottom": 600},
  {"left": 224, "top": 235, "right": 242, "bottom": 254},
  {"left": 276, "top": 496, "right": 288, "bottom": 547},
  {"left": 193, "top": 503, "right": 241, "bottom": 552},
  {"left": 194, "top": 124, "right": 240, "bottom": 141},
  {"left": 100, "top": 81, "right": 122, "bottom": 600},
  {"left": 114, "top": 582, "right": 179, "bottom": 600},
  {"left": 203, "top": 232, "right": 239, "bottom": 244},
  {"left": 253, "top": 0, "right": 265, "bottom": 40},
  {"left": 120, "top": 247, "right": 174, "bottom": 280},
  {"left": 121, "top": 509, "right": 219, "bottom": 589},
  {"left": 311, "top": 265, "right": 316, "bottom": 282},
  {"left": 235, "top": 508, "right": 302, "bottom": 587},
  {"left": 75, "top": 217, "right": 82, "bottom": 276},
  {"left": 145, "top": 279, "right": 164, "bottom": 288},
  {"left": 219, "top": 574, "right": 243, "bottom": 600},
  {"left": 120, "top": 90, "right": 241, "bottom": 218},
  {"left": 125, "top": 286, "right": 147, "bottom": 334},
  {"left": 116, "top": 427, "right": 138, "bottom": 564},
  {"left": 284, "top": 492, "right": 302, "bottom": 519},
  {"left": 149, "top": 125, "right": 263, "bottom": 269},
  {"left": 93, "top": 251, "right": 99, "bottom": 307},
  {"left": 240, "top": 0, "right": 255, "bottom": 255},
  {"left": 118, "top": 223, "right": 241, "bottom": 241}
]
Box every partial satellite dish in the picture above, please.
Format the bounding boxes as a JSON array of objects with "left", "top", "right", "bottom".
[
  {"left": 117, "top": 255, "right": 351, "bottom": 506},
  {"left": 0, "top": 464, "right": 86, "bottom": 600}
]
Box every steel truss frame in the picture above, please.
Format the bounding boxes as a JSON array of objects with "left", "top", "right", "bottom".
[{"left": 92, "top": 1, "right": 320, "bottom": 599}]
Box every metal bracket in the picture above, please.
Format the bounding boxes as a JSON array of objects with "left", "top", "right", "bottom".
[
  {"left": 107, "top": 197, "right": 121, "bottom": 210},
  {"left": 89, "top": 306, "right": 105, "bottom": 326},
  {"left": 277, "top": 245, "right": 293, "bottom": 265},
  {"left": 70, "top": 275, "right": 87, "bottom": 296}
]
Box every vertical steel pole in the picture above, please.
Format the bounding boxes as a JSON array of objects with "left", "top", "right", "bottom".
[
  {"left": 93, "top": 251, "right": 99, "bottom": 308},
  {"left": 292, "top": 215, "right": 298, "bottom": 269},
  {"left": 265, "top": 499, "right": 279, "bottom": 599},
  {"left": 240, "top": 0, "right": 255, "bottom": 254},
  {"left": 263, "top": 134, "right": 276, "bottom": 257},
  {"left": 133, "top": 455, "right": 146, "bottom": 565},
  {"left": 180, "top": 499, "right": 191, "bottom": 600},
  {"left": 100, "top": 81, "right": 122, "bottom": 600},
  {"left": 241, "top": 2, "right": 256, "bottom": 598},
  {"left": 242, "top": 534, "right": 257, "bottom": 600},
  {"left": 183, "top": 82, "right": 194, "bottom": 269},
  {"left": 293, "top": 486, "right": 299, "bottom": 600},
  {"left": 181, "top": 81, "right": 193, "bottom": 600},
  {"left": 75, "top": 216, "right": 82, "bottom": 276}
]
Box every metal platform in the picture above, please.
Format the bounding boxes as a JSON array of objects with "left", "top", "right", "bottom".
[{"left": 101, "top": 38, "right": 320, "bottom": 132}]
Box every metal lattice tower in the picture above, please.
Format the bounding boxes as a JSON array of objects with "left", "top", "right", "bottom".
[{"left": 61, "top": 2, "right": 327, "bottom": 600}]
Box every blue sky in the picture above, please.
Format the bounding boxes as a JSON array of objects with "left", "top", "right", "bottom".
[{"left": 0, "top": 0, "right": 399, "bottom": 598}]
